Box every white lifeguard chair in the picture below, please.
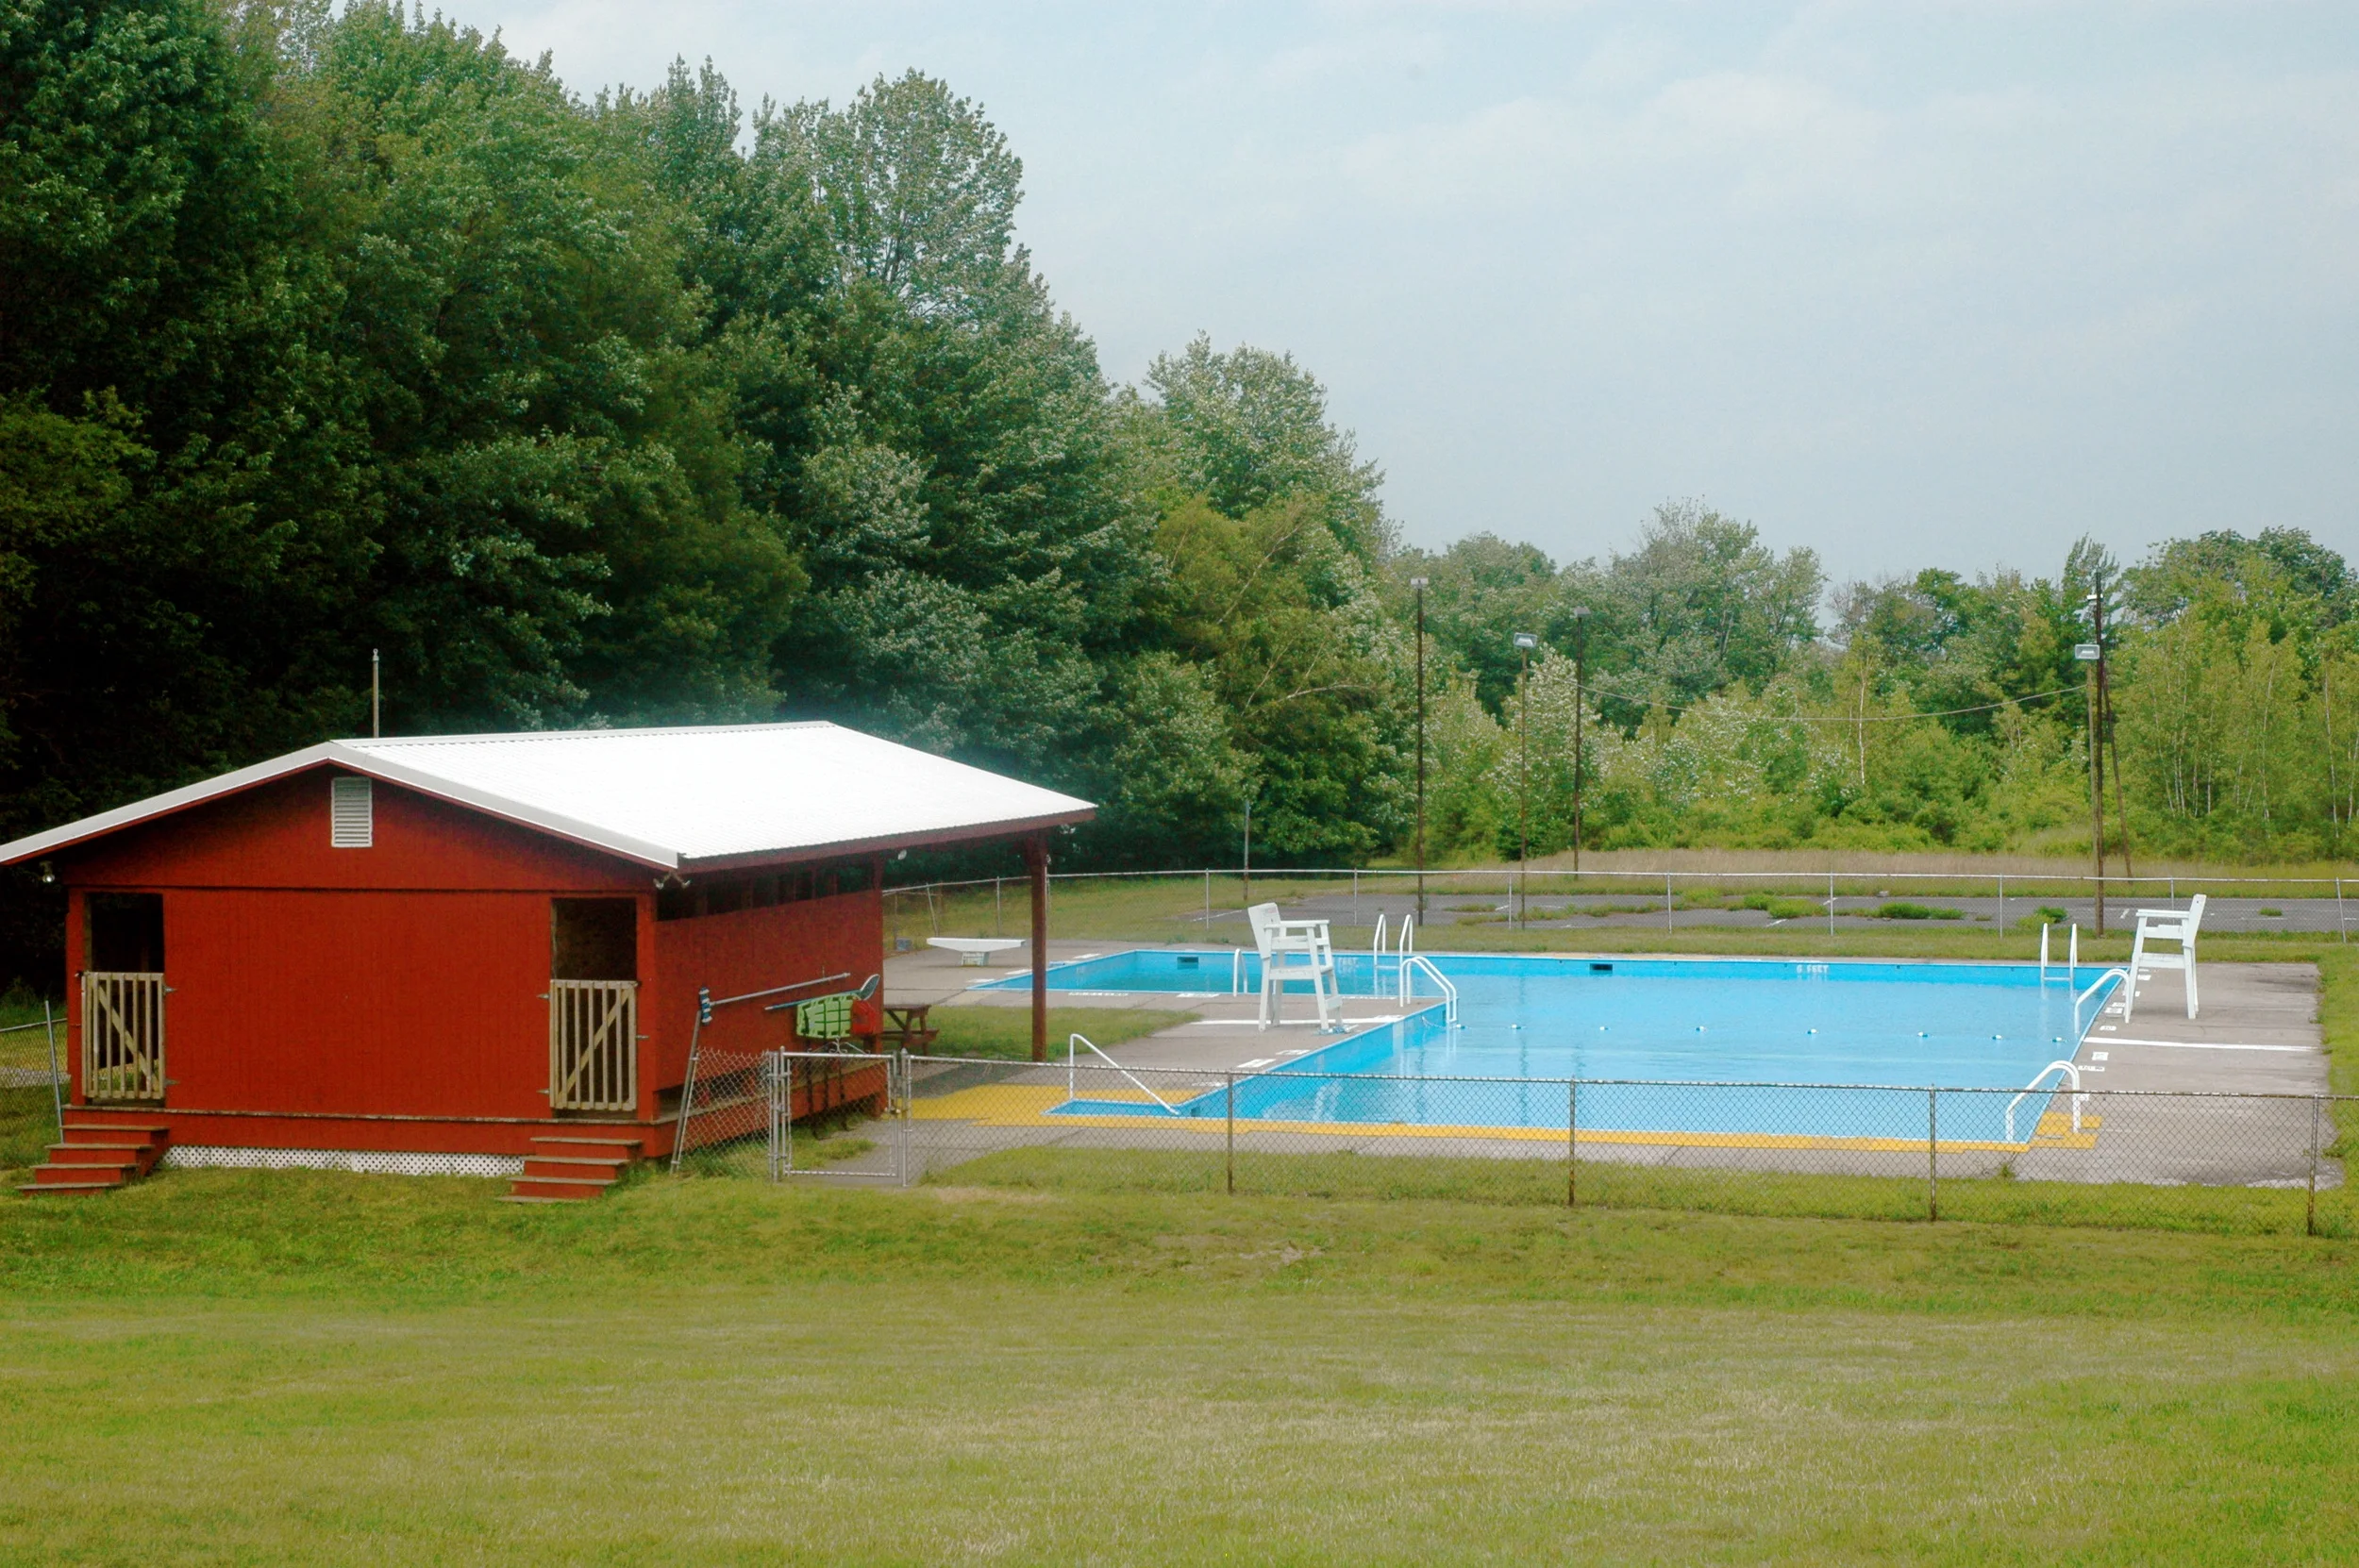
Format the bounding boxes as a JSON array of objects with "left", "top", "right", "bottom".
[
  {"left": 1246, "top": 902, "right": 1342, "bottom": 1032},
  {"left": 2124, "top": 893, "right": 2207, "bottom": 1021}
]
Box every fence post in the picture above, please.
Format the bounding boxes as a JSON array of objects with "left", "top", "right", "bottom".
[
  {"left": 1927, "top": 1087, "right": 1939, "bottom": 1223},
  {"left": 1665, "top": 874, "right": 1673, "bottom": 933},
  {"left": 897, "top": 1047, "right": 912, "bottom": 1187},
  {"left": 2339, "top": 878, "right": 2348, "bottom": 944},
  {"left": 1204, "top": 868, "right": 1212, "bottom": 931},
  {"left": 1828, "top": 871, "right": 1836, "bottom": 936},
  {"left": 1225, "top": 1071, "right": 1236, "bottom": 1195},
  {"left": 42, "top": 997, "right": 62, "bottom": 1143},
  {"left": 2310, "top": 1095, "right": 2323, "bottom": 1238},
  {"left": 1567, "top": 1076, "right": 1578, "bottom": 1209}
]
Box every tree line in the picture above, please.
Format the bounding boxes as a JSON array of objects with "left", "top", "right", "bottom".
[{"left": 2, "top": 1, "right": 2351, "bottom": 980}]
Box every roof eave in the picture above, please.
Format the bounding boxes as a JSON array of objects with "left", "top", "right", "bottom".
[
  {"left": 0, "top": 742, "right": 689, "bottom": 874},
  {"left": 675, "top": 807, "right": 1097, "bottom": 876},
  {"left": 0, "top": 743, "right": 347, "bottom": 867}
]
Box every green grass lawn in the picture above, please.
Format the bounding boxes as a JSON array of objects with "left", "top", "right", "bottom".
[
  {"left": 4, "top": 900, "right": 2351, "bottom": 1561},
  {"left": 2, "top": 1172, "right": 2355, "bottom": 1563}
]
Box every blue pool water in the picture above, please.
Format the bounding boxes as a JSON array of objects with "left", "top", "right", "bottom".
[{"left": 979, "top": 950, "right": 2118, "bottom": 1143}]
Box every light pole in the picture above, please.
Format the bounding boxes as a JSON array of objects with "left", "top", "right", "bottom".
[
  {"left": 1411, "top": 576, "right": 1429, "bottom": 925},
  {"left": 1242, "top": 791, "right": 1253, "bottom": 909},
  {"left": 2077, "top": 584, "right": 2106, "bottom": 936},
  {"left": 1568, "top": 607, "right": 1590, "bottom": 878},
  {"left": 1514, "top": 631, "right": 1537, "bottom": 927}
]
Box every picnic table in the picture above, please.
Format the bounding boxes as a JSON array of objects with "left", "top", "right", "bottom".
[{"left": 879, "top": 1003, "right": 938, "bottom": 1051}]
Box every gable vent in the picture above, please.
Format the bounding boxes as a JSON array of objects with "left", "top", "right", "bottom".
[{"left": 330, "top": 776, "right": 374, "bottom": 848}]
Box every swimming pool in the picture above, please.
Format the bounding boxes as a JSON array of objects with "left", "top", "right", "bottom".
[{"left": 977, "top": 950, "right": 2121, "bottom": 1143}]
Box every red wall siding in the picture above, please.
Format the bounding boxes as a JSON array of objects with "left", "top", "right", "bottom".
[
  {"left": 46, "top": 760, "right": 888, "bottom": 1142},
  {"left": 63, "top": 769, "right": 647, "bottom": 892},
  {"left": 165, "top": 889, "right": 550, "bottom": 1117},
  {"left": 646, "top": 890, "right": 883, "bottom": 1090}
]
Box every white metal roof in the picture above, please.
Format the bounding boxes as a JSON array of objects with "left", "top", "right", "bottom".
[{"left": 0, "top": 722, "right": 1096, "bottom": 872}]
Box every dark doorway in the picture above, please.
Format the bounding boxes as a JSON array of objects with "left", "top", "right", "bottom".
[
  {"left": 88, "top": 892, "right": 164, "bottom": 972},
  {"left": 552, "top": 899, "right": 637, "bottom": 981}
]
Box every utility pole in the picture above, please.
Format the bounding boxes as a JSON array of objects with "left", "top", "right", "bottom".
[
  {"left": 2078, "top": 580, "right": 2107, "bottom": 936},
  {"left": 1241, "top": 793, "right": 1252, "bottom": 909},
  {"left": 1569, "top": 607, "right": 1590, "bottom": 876},
  {"left": 1514, "top": 632, "right": 1537, "bottom": 927},
  {"left": 1412, "top": 576, "right": 1429, "bottom": 925}
]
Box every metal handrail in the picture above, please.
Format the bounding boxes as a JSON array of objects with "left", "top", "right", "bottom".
[
  {"left": 2006, "top": 1059, "right": 2087, "bottom": 1143},
  {"left": 1066, "top": 1033, "right": 1181, "bottom": 1115},
  {"left": 2072, "top": 967, "right": 2128, "bottom": 1037},
  {"left": 1398, "top": 953, "right": 1459, "bottom": 1026}
]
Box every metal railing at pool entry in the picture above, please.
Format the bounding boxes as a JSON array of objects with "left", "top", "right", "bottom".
[
  {"left": 1067, "top": 1032, "right": 1181, "bottom": 1116},
  {"left": 1398, "top": 953, "right": 1459, "bottom": 1026},
  {"left": 2006, "top": 1060, "right": 2088, "bottom": 1142},
  {"left": 2072, "top": 968, "right": 2128, "bottom": 1038}
]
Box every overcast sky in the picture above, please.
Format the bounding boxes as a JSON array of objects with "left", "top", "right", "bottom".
[{"left": 469, "top": 0, "right": 2358, "bottom": 586}]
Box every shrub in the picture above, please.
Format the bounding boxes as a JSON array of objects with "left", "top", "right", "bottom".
[{"left": 1876, "top": 902, "right": 1964, "bottom": 921}]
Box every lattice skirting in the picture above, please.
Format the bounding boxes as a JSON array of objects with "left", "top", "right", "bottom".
[{"left": 159, "top": 1146, "right": 524, "bottom": 1177}]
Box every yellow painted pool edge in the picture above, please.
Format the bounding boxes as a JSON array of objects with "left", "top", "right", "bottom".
[{"left": 908, "top": 1085, "right": 2100, "bottom": 1153}]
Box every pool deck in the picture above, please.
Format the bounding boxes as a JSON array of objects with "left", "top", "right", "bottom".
[{"left": 864, "top": 942, "right": 2335, "bottom": 1191}]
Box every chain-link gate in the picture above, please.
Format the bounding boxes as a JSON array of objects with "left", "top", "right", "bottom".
[{"left": 767, "top": 1048, "right": 910, "bottom": 1182}]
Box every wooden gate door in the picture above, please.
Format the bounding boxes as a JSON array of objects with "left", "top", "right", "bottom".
[
  {"left": 82, "top": 971, "right": 166, "bottom": 1102},
  {"left": 550, "top": 980, "right": 638, "bottom": 1110}
]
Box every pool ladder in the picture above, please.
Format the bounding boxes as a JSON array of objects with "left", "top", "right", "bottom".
[
  {"left": 2006, "top": 1060, "right": 2089, "bottom": 1143},
  {"left": 1398, "top": 953, "right": 1459, "bottom": 1026}
]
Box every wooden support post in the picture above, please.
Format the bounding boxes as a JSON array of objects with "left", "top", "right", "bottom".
[{"left": 1025, "top": 835, "right": 1049, "bottom": 1063}]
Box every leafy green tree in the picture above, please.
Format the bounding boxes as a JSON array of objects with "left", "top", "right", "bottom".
[
  {"left": 1133, "top": 337, "right": 1391, "bottom": 560},
  {"left": 1389, "top": 533, "right": 1561, "bottom": 715},
  {"left": 1576, "top": 500, "right": 1823, "bottom": 726}
]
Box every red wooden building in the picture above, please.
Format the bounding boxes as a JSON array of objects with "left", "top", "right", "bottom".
[{"left": 0, "top": 723, "right": 1091, "bottom": 1194}]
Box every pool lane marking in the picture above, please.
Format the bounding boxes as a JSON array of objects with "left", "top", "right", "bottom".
[{"left": 2105, "top": 1037, "right": 2314, "bottom": 1053}]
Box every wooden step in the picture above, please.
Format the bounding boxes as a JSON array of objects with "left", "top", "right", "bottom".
[
  {"left": 42, "top": 1148, "right": 141, "bottom": 1172},
  {"left": 507, "top": 1134, "right": 641, "bottom": 1202},
  {"left": 47, "top": 1140, "right": 153, "bottom": 1158},
  {"left": 508, "top": 1174, "right": 617, "bottom": 1194},
  {"left": 520, "top": 1158, "right": 630, "bottom": 1179},
  {"left": 59, "top": 1122, "right": 169, "bottom": 1140},
  {"left": 18, "top": 1179, "right": 123, "bottom": 1195},
  {"left": 25, "top": 1165, "right": 129, "bottom": 1189}
]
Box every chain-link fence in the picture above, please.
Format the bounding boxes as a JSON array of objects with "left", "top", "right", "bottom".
[
  {"left": 701, "top": 1051, "right": 2351, "bottom": 1238},
  {"left": 882, "top": 864, "right": 2359, "bottom": 944}
]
